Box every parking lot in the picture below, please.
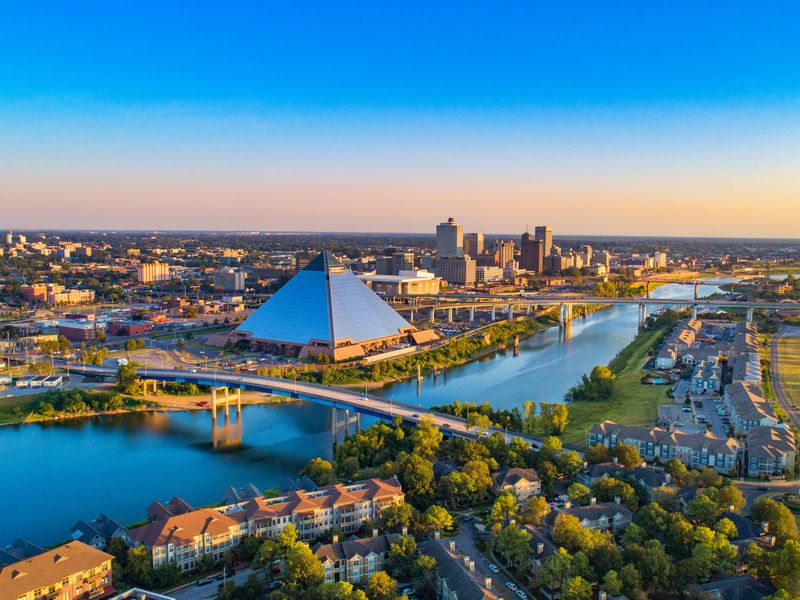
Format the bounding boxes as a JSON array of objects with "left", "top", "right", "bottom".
[{"left": 691, "top": 393, "right": 731, "bottom": 437}]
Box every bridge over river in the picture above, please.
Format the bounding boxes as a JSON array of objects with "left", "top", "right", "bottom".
[{"left": 74, "top": 364, "right": 564, "bottom": 453}]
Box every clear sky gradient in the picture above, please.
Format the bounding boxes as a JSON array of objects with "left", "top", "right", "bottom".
[{"left": 1, "top": 2, "right": 799, "bottom": 236}]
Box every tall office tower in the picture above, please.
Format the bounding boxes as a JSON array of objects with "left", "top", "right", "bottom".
[
  {"left": 654, "top": 251, "right": 668, "bottom": 269},
  {"left": 581, "top": 244, "right": 593, "bottom": 266},
  {"left": 534, "top": 225, "right": 553, "bottom": 257},
  {"left": 520, "top": 232, "right": 544, "bottom": 272},
  {"left": 17, "top": 234, "right": 27, "bottom": 244},
  {"left": 137, "top": 262, "right": 171, "bottom": 283},
  {"left": 436, "top": 217, "right": 463, "bottom": 257},
  {"left": 391, "top": 252, "right": 415, "bottom": 275},
  {"left": 464, "top": 232, "right": 484, "bottom": 258},
  {"left": 493, "top": 240, "right": 515, "bottom": 268},
  {"left": 4, "top": 231, "right": 12, "bottom": 245},
  {"left": 435, "top": 255, "right": 476, "bottom": 285},
  {"left": 375, "top": 256, "right": 394, "bottom": 275},
  {"left": 597, "top": 250, "right": 612, "bottom": 269}
]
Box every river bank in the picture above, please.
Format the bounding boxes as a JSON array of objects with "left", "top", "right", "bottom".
[
  {"left": 559, "top": 323, "right": 673, "bottom": 448},
  {"left": 0, "top": 388, "right": 296, "bottom": 427}
]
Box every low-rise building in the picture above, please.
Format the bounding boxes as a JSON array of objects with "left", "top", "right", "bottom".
[
  {"left": 691, "top": 359, "right": 722, "bottom": 394},
  {"left": 314, "top": 532, "right": 398, "bottom": 585},
  {"left": 420, "top": 538, "right": 500, "bottom": 600},
  {"left": 588, "top": 420, "right": 740, "bottom": 474},
  {"left": 745, "top": 426, "right": 797, "bottom": 478},
  {"left": 543, "top": 500, "right": 633, "bottom": 535},
  {"left": 129, "top": 508, "right": 242, "bottom": 572},
  {"left": 491, "top": 467, "right": 541, "bottom": 500},
  {"left": 70, "top": 514, "right": 132, "bottom": 549},
  {"left": 226, "top": 478, "right": 404, "bottom": 542},
  {"left": 360, "top": 270, "right": 442, "bottom": 296},
  {"left": 0, "top": 541, "right": 114, "bottom": 600},
  {"left": 724, "top": 382, "right": 777, "bottom": 433}
]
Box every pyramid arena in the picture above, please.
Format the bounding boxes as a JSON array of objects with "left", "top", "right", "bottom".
[{"left": 222, "top": 252, "right": 438, "bottom": 361}]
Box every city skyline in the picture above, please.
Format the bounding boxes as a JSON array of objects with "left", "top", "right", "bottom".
[{"left": 2, "top": 3, "right": 800, "bottom": 236}]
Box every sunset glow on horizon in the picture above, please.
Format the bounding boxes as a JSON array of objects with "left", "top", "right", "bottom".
[{"left": 2, "top": 2, "right": 799, "bottom": 237}]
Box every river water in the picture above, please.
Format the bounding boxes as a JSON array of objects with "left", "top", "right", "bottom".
[{"left": 0, "top": 280, "right": 733, "bottom": 545}]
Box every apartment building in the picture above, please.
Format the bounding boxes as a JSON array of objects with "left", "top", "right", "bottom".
[
  {"left": 314, "top": 532, "right": 398, "bottom": 585},
  {"left": 745, "top": 426, "right": 797, "bottom": 478},
  {"left": 588, "top": 420, "right": 740, "bottom": 474},
  {"left": 543, "top": 500, "right": 633, "bottom": 535},
  {"left": 491, "top": 467, "right": 541, "bottom": 500},
  {"left": 225, "top": 478, "right": 404, "bottom": 542},
  {"left": 691, "top": 358, "right": 722, "bottom": 394},
  {"left": 0, "top": 541, "right": 113, "bottom": 600},
  {"left": 724, "top": 382, "right": 778, "bottom": 432},
  {"left": 129, "top": 509, "right": 241, "bottom": 572}
]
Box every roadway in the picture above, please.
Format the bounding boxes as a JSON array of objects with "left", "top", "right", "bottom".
[
  {"left": 72, "top": 364, "right": 554, "bottom": 451},
  {"left": 770, "top": 325, "right": 800, "bottom": 430}
]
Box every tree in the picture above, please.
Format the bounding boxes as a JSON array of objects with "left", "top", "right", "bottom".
[
  {"left": 317, "top": 582, "right": 370, "bottom": 600},
  {"left": 462, "top": 459, "right": 493, "bottom": 501},
  {"left": 423, "top": 505, "right": 454, "bottom": 533},
  {"left": 714, "top": 517, "right": 739, "bottom": 540},
  {"left": 566, "top": 365, "right": 616, "bottom": 402},
  {"left": 126, "top": 545, "right": 153, "bottom": 586},
  {"left": 567, "top": 483, "right": 591, "bottom": 506},
  {"left": 757, "top": 539, "right": 800, "bottom": 597},
  {"left": 618, "top": 563, "right": 642, "bottom": 597},
  {"left": 410, "top": 416, "right": 443, "bottom": 459},
  {"left": 584, "top": 444, "right": 612, "bottom": 465},
  {"left": 490, "top": 492, "right": 518, "bottom": 526},
  {"left": 751, "top": 498, "right": 799, "bottom": 545},
  {"left": 398, "top": 454, "right": 434, "bottom": 503},
  {"left": 365, "top": 571, "right": 398, "bottom": 600},
  {"left": 283, "top": 542, "right": 324, "bottom": 590},
  {"left": 116, "top": 362, "right": 139, "bottom": 394},
  {"left": 466, "top": 412, "right": 492, "bottom": 436},
  {"left": 388, "top": 536, "right": 417, "bottom": 574},
  {"left": 494, "top": 524, "right": 532, "bottom": 568},
  {"left": 522, "top": 400, "right": 537, "bottom": 434},
  {"left": 685, "top": 494, "right": 720, "bottom": 527},
  {"left": 523, "top": 495, "right": 550, "bottom": 527},
  {"left": 613, "top": 443, "right": 642, "bottom": 469},
  {"left": 252, "top": 538, "right": 280, "bottom": 579},
  {"left": 277, "top": 524, "right": 299, "bottom": 554},
  {"left": 380, "top": 502, "right": 417, "bottom": 533},
  {"left": 706, "top": 484, "right": 745, "bottom": 514},
  {"left": 563, "top": 576, "right": 592, "bottom": 600},
  {"left": 539, "top": 402, "right": 569, "bottom": 435},
  {"left": 603, "top": 570, "right": 623, "bottom": 596},
  {"left": 301, "top": 457, "right": 336, "bottom": 486},
  {"left": 591, "top": 477, "right": 638, "bottom": 510},
  {"left": 552, "top": 514, "right": 590, "bottom": 553},
  {"left": 664, "top": 458, "right": 688, "bottom": 483},
  {"left": 625, "top": 540, "right": 673, "bottom": 591}
]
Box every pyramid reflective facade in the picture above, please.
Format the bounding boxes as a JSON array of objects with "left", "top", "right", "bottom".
[{"left": 235, "top": 252, "right": 416, "bottom": 359}]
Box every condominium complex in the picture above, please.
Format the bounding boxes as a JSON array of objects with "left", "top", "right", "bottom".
[
  {"left": 314, "top": 532, "right": 399, "bottom": 585},
  {"left": 0, "top": 541, "right": 113, "bottom": 600},
  {"left": 137, "top": 262, "right": 171, "bottom": 283},
  {"left": 129, "top": 508, "right": 241, "bottom": 572},
  {"left": 588, "top": 420, "right": 740, "bottom": 474}
]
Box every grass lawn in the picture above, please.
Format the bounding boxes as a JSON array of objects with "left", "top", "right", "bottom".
[
  {"left": 0, "top": 394, "right": 36, "bottom": 425},
  {"left": 560, "top": 325, "right": 671, "bottom": 449},
  {"left": 778, "top": 333, "right": 800, "bottom": 409}
]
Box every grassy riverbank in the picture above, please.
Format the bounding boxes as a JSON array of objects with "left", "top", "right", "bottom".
[{"left": 560, "top": 324, "right": 672, "bottom": 448}]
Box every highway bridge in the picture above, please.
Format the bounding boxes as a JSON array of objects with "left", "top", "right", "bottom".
[
  {"left": 392, "top": 294, "right": 797, "bottom": 327},
  {"left": 73, "top": 364, "right": 558, "bottom": 451}
]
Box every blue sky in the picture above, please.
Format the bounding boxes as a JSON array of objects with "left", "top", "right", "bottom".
[{"left": 1, "top": 2, "right": 799, "bottom": 235}]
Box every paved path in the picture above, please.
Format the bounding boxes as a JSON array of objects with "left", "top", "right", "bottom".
[
  {"left": 770, "top": 326, "right": 800, "bottom": 430},
  {"left": 169, "top": 567, "right": 262, "bottom": 600}
]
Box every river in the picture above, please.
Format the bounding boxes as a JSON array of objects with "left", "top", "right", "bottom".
[{"left": 0, "top": 279, "right": 733, "bottom": 545}]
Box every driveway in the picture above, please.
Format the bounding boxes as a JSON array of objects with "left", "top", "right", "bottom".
[{"left": 169, "top": 566, "right": 264, "bottom": 600}]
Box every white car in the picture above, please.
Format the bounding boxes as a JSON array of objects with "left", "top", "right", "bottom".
[
  {"left": 516, "top": 590, "right": 528, "bottom": 599},
  {"left": 488, "top": 564, "right": 500, "bottom": 573},
  {"left": 505, "top": 582, "right": 517, "bottom": 591}
]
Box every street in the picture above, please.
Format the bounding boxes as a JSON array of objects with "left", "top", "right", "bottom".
[
  {"left": 770, "top": 325, "right": 800, "bottom": 430},
  {"left": 168, "top": 566, "right": 264, "bottom": 600}
]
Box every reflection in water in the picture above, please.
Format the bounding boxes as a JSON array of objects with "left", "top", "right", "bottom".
[{"left": 212, "top": 413, "right": 243, "bottom": 449}]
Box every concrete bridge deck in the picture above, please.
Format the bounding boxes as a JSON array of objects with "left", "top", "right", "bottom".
[{"left": 74, "top": 364, "right": 558, "bottom": 452}]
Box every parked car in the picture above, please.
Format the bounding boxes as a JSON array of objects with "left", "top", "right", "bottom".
[
  {"left": 506, "top": 582, "right": 518, "bottom": 591},
  {"left": 196, "top": 578, "right": 214, "bottom": 586},
  {"left": 516, "top": 590, "right": 528, "bottom": 599},
  {"left": 488, "top": 564, "right": 500, "bottom": 573}
]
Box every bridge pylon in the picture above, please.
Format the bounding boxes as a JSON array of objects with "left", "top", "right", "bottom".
[{"left": 211, "top": 386, "right": 241, "bottom": 420}]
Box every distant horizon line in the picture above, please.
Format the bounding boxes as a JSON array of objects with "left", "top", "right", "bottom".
[{"left": 2, "top": 227, "right": 798, "bottom": 242}]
